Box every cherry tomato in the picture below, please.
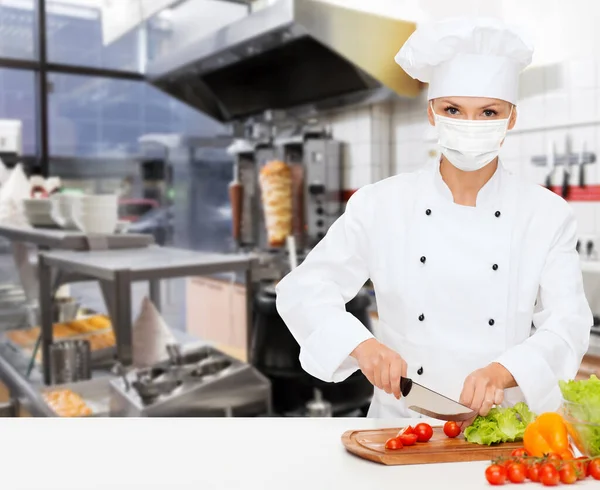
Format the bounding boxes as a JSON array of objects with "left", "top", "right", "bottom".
[
  {"left": 414, "top": 423, "right": 433, "bottom": 443},
  {"left": 527, "top": 462, "right": 541, "bottom": 482},
  {"left": 384, "top": 437, "right": 402, "bottom": 450},
  {"left": 575, "top": 457, "right": 589, "bottom": 479},
  {"left": 398, "top": 425, "right": 415, "bottom": 436},
  {"left": 539, "top": 463, "right": 560, "bottom": 486},
  {"left": 507, "top": 462, "right": 527, "bottom": 484},
  {"left": 511, "top": 448, "right": 529, "bottom": 459},
  {"left": 485, "top": 464, "right": 507, "bottom": 486},
  {"left": 443, "top": 421, "right": 460, "bottom": 438},
  {"left": 559, "top": 463, "right": 578, "bottom": 485},
  {"left": 560, "top": 449, "right": 575, "bottom": 461},
  {"left": 546, "top": 452, "right": 562, "bottom": 462},
  {"left": 399, "top": 433, "right": 418, "bottom": 446},
  {"left": 546, "top": 453, "right": 562, "bottom": 468},
  {"left": 589, "top": 458, "right": 600, "bottom": 480}
]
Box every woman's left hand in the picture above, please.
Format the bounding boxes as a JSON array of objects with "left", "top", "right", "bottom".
[{"left": 458, "top": 362, "right": 516, "bottom": 427}]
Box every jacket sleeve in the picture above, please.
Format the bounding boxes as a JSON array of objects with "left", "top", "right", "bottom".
[
  {"left": 494, "top": 207, "right": 592, "bottom": 413},
  {"left": 275, "top": 187, "right": 375, "bottom": 383}
]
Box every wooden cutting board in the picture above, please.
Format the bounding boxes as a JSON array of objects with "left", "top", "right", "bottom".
[{"left": 342, "top": 426, "right": 522, "bottom": 465}]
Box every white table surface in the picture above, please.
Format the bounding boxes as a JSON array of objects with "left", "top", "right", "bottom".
[{"left": 1, "top": 417, "right": 598, "bottom": 490}]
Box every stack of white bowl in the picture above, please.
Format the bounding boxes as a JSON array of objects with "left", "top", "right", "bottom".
[
  {"left": 23, "top": 198, "right": 55, "bottom": 227},
  {"left": 49, "top": 193, "right": 81, "bottom": 230},
  {"left": 71, "top": 194, "right": 119, "bottom": 234}
]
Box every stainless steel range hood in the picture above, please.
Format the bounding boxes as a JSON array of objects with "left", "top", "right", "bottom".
[{"left": 146, "top": 0, "right": 421, "bottom": 123}]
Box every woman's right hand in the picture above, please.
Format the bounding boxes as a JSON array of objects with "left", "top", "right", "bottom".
[{"left": 350, "top": 338, "right": 407, "bottom": 399}]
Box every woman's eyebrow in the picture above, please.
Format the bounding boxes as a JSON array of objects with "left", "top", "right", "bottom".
[
  {"left": 439, "top": 99, "right": 462, "bottom": 107},
  {"left": 480, "top": 103, "right": 502, "bottom": 109}
]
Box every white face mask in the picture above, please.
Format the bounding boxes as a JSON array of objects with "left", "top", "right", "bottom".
[{"left": 431, "top": 102, "right": 513, "bottom": 172}]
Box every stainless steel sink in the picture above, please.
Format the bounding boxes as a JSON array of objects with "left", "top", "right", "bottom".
[{"left": 109, "top": 345, "right": 272, "bottom": 417}]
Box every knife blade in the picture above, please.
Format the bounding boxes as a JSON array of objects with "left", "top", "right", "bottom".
[{"left": 400, "top": 377, "right": 478, "bottom": 422}]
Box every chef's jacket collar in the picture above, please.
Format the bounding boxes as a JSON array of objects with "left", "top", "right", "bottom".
[{"left": 433, "top": 159, "right": 503, "bottom": 208}]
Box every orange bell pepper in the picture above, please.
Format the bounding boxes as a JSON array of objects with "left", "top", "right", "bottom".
[{"left": 523, "top": 412, "right": 571, "bottom": 458}]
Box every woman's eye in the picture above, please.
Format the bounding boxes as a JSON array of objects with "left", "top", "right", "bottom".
[
  {"left": 483, "top": 110, "right": 498, "bottom": 117},
  {"left": 445, "top": 107, "right": 459, "bottom": 115}
]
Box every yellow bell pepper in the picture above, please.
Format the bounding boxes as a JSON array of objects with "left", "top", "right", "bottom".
[{"left": 523, "top": 412, "right": 572, "bottom": 459}]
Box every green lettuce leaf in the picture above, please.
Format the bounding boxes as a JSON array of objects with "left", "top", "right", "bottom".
[
  {"left": 559, "top": 375, "right": 600, "bottom": 457},
  {"left": 513, "top": 402, "right": 536, "bottom": 426},
  {"left": 464, "top": 403, "right": 536, "bottom": 446},
  {"left": 464, "top": 418, "right": 504, "bottom": 445},
  {"left": 494, "top": 409, "right": 524, "bottom": 441}
]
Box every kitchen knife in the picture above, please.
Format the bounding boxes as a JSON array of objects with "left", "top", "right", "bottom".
[
  {"left": 544, "top": 141, "right": 556, "bottom": 190},
  {"left": 400, "top": 377, "right": 478, "bottom": 422},
  {"left": 562, "top": 135, "right": 572, "bottom": 199},
  {"left": 579, "top": 142, "right": 586, "bottom": 188}
]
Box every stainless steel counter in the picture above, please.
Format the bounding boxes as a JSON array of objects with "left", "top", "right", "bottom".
[{"left": 0, "top": 225, "right": 153, "bottom": 250}]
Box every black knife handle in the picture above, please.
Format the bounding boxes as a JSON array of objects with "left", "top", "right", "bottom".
[
  {"left": 580, "top": 164, "right": 586, "bottom": 188},
  {"left": 545, "top": 174, "right": 552, "bottom": 190},
  {"left": 400, "top": 377, "right": 413, "bottom": 397},
  {"left": 562, "top": 170, "right": 570, "bottom": 199}
]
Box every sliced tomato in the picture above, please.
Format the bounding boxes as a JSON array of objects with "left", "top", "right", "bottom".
[
  {"left": 398, "top": 425, "right": 415, "bottom": 436},
  {"left": 399, "top": 433, "right": 418, "bottom": 446},
  {"left": 384, "top": 437, "right": 403, "bottom": 450}
]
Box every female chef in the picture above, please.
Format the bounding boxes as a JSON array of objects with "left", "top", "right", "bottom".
[{"left": 275, "top": 17, "right": 593, "bottom": 419}]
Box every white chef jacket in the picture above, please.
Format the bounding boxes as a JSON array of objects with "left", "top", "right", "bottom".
[{"left": 275, "top": 160, "right": 592, "bottom": 418}]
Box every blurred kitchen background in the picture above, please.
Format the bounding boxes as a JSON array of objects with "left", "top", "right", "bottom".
[{"left": 1, "top": 0, "right": 600, "bottom": 418}]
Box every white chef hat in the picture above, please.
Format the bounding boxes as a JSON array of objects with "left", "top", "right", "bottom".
[{"left": 395, "top": 17, "right": 534, "bottom": 105}]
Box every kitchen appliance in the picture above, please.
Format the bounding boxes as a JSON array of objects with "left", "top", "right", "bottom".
[
  {"left": 109, "top": 344, "right": 272, "bottom": 417},
  {"left": 228, "top": 121, "right": 343, "bottom": 253},
  {"left": 399, "top": 377, "right": 477, "bottom": 422},
  {"left": 146, "top": 0, "right": 420, "bottom": 124},
  {"left": 276, "top": 123, "right": 342, "bottom": 250},
  {"left": 49, "top": 339, "right": 91, "bottom": 385},
  {"left": 251, "top": 282, "right": 373, "bottom": 416},
  {"left": 227, "top": 122, "right": 277, "bottom": 250}
]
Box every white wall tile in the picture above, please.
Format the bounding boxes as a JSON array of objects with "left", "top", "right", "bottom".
[
  {"left": 543, "top": 91, "right": 570, "bottom": 127},
  {"left": 345, "top": 165, "right": 371, "bottom": 189},
  {"left": 570, "top": 89, "right": 596, "bottom": 125},
  {"left": 514, "top": 96, "right": 544, "bottom": 131},
  {"left": 393, "top": 143, "right": 410, "bottom": 173},
  {"left": 393, "top": 121, "right": 411, "bottom": 144},
  {"left": 520, "top": 131, "right": 546, "bottom": 161},
  {"left": 354, "top": 109, "right": 372, "bottom": 144},
  {"left": 367, "top": 164, "right": 383, "bottom": 183},
  {"left": 349, "top": 143, "right": 372, "bottom": 168},
  {"left": 341, "top": 142, "right": 353, "bottom": 168},
  {"left": 571, "top": 202, "right": 596, "bottom": 236},
  {"left": 567, "top": 59, "right": 596, "bottom": 90},
  {"left": 544, "top": 63, "right": 568, "bottom": 94},
  {"left": 500, "top": 134, "right": 521, "bottom": 160},
  {"left": 519, "top": 66, "right": 545, "bottom": 100},
  {"left": 406, "top": 120, "right": 429, "bottom": 141}
]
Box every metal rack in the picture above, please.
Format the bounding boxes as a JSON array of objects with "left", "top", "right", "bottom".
[
  {"left": 38, "top": 246, "right": 256, "bottom": 384},
  {"left": 0, "top": 226, "right": 154, "bottom": 413}
]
